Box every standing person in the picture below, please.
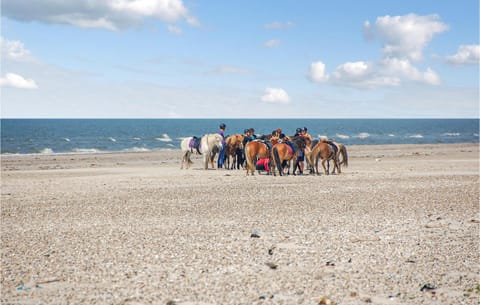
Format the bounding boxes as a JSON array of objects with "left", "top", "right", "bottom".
[
  {"left": 217, "top": 123, "right": 227, "bottom": 169},
  {"left": 294, "top": 128, "right": 305, "bottom": 174},
  {"left": 302, "top": 127, "right": 313, "bottom": 173}
]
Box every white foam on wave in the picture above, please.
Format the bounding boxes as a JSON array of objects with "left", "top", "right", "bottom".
[
  {"left": 474, "top": 133, "right": 479, "bottom": 137},
  {"left": 63, "top": 138, "right": 71, "bottom": 142},
  {"left": 442, "top": 132, "right": 460, "bottom": 136},
  {"left": 133, "top": 137, "right": 141, "bottom": 141},
  {"left": 73, "top": 148, "right": 102, "bottom": 153},
  {"left": 356, "top": 132, "right": 370, "bottom": 139},
  {"left": 408, "top": 134, "right": 424, "bottom": 138},
  {"left": 336, "top": 134, "right": 349, "bottom": 139},
  {"left": 388, "top": 134, "right": 395, "bottom": 137},
  {"left": 166, "top": 143, "right": 175, "bottom": 147},
  {"left": 124, "top": 147, "right": 150, "bottom": 152},
  {"left": 156, "top": 133, "right": 172, "bottom": 142},
  {"left": 38, "top": 148, "right": 54, "bottom": 154},
  {"left": 109, "top": 137, "right": 117, "bottom": 142}
]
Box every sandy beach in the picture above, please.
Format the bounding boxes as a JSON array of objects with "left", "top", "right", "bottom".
[{"left": 1, "top": 143, "right": 479, "bottom": 305}]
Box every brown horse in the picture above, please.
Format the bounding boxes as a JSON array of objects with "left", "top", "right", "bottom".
[
  {"left": 335, "top": 142, "right": 349, "bottom": 168},
  {"left": 244, "top": 140, "right": 270, "bottom": 175},
  {"left": 224, "top": 134, "right": 244, "bottom": 169},
  {"left": 310, "top": 140, "right": 342, "bottom": 175},
  {"left": 270, "top": 136, "right": 306, "bottom": 176}
]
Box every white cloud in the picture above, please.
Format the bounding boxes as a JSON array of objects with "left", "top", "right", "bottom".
[
  {"left": 211, "top": 65, "right": 251, "bottom": 75},
  {"left": 167, "top": 24, "right": 182, "bottom": 35},
  {"left": 310, "top": 14, "right": 446, "bottom": 89},
  {"left": 447, "top": 45, "right": 480, "bottom": 65},
  {"left": 309, "top": 58, "right": 440, "bottom": 88},
  {"left": 332, "top": 61, "right": 400, "bottom": 88},
  {"left": 0, "top": 73, "right": 38, "bottom": 89},
  {"left": 261, "top": 87, "right": 290, "bottom": 104},
  {"left": 308, "top": 61, "right": 329, "bottom": 83},
  {"left": 333, "top": 61, "right": 371, "bottom": 79},
  {"left": 365, "top": 14, "right": 448, "bottom": 61},
  {"left": 0, "top": 37, "right": 35, "bottom": 62},
  {"left": 265, "top": 21, "right": 295, "bottom": 30},
  {"left": 382, "top": 58, "right": 440, "bottom": 85},
  {"left": 2, "top": 0, "right": 199, "bottom": 30},
  {"left": 264, "top": 39, "right": 281, "bottom": 48}
]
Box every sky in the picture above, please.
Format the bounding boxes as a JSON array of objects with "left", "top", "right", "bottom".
[{"left": 1, "top": 0, "right": 479, "bottom": 118}]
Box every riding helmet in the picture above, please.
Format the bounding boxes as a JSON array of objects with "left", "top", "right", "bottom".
[
  {"left": 296, "top": 127, "right": 302, "bottom": 133},
  {"left": 303, "top": 127, "right": 308, "bottom": 132},
  {"left": 219, "top": 123, "right": 226, "bottom": 129}
]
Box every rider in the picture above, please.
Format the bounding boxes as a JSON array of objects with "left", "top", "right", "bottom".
[
  {"left": 217, "top": 123, "right": 227, "bottom": 169},
  {"left": 302, "top": 127, "right": 313, "bottom": 141}
]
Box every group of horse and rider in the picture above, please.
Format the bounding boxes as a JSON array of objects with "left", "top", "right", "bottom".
[{"left": 180, "top": 123, "right": 348, "bottom": 176}]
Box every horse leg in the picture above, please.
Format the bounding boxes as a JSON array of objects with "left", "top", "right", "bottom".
[
  {"left": 203, "top": 154, "right": 209, "bottom": 170},
  {"left": 181, "top": 151, "right": 188, "bottom": 169},
  {"left": 322, "top": 158, "right": 329, "bottom": 175},
  {"left": 334, "top": 157, "right": 341, "bottom": 174}
]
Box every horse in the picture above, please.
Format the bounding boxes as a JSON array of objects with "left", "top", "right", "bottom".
[
  {"left": 335, "top": 142, "right": 349, "bottom": 168},
  {"left": 224, "top": 134, "right": 244, "bottom": 170},
  {"left": 270, "top": 136, "right": 306, "bottom": 176},
  {"left": 180, "top": 136, "right": 201, "bottom": 169},
  {"left": 199, "top": 133, "right": 224, "bottom": 169},
  {"left": 309, "top": 139, "right": 342, "bottom": 175},
  {"left": 244, "top": 140, "right": 271, "bottom": 175}
]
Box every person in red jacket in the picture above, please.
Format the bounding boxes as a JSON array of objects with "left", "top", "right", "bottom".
[{"left": 255, "top": 157, "right": 270, "bottom": 174}]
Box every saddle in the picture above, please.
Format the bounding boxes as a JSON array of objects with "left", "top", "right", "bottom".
[
  {"left": 326, "top": 140, "right": 339, "bottom": 154},
  {"left": 189, "top": 136, "right": 202, "bottom": 154},
  {"left": 261, "top": 139, "right": 272, "bottom": 150},
  {"left": 285, "top": 141, "right": 296, "bottom": 155}
]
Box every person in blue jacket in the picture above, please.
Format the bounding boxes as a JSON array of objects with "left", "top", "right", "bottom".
[{"left": 217, "top": 123, "right": 227, "bottom": 168}]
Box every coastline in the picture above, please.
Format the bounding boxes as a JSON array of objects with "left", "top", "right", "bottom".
[{"left": 1, "top": 143, "right": 479, "bottom": 304}]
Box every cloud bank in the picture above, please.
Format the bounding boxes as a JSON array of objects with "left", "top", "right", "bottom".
[
  {"left": 2, "top": 0, "right": 198, "bottom": 30},
  {"left": 309, "top": 14, "right": 446, "bottom": 88}
]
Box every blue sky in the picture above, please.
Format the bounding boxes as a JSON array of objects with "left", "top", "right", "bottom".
[{"left": 1, "top": 0, "right": 479, "bottom": 118}]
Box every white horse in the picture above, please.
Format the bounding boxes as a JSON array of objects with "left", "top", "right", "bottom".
[
  {"left": 200, "top": 133, "right": 223, "bottom": 169},
  {"left": 180, "top": 136, "right": 196, "bottom": 169}
]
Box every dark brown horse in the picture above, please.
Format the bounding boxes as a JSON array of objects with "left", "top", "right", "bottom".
[
  {"left": 224, "top": 134, "right": 244, "bottom": 169},
  {"left": 270, "top": 136, "right": 306, "bottom": 176},
  {"left": 310, "top": 139, "right": 341, "bottom": 175},
  {"left": 244, "top": 140, "right": 270, "bottom": 175}
]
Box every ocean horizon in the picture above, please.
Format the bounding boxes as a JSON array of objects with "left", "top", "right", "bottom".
[{"left": 1, "top": 118, "right": 479, "bottom": 155}]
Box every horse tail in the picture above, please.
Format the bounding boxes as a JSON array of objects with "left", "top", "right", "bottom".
[
  {"left": 340, "top": 144, "right": 348, "bottom": 167},
  {"left": 273, "top": 146, "right": 283, "bottom": 176}
]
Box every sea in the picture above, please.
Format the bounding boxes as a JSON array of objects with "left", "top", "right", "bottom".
[{"left": 1, "top": 119, "right": 479, "bottom": 155}]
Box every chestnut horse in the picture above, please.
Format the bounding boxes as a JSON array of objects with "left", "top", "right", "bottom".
[
  {"left": 244, "top": 140, "right": 270, "bottom": 176},
  {"left": 225, "top": 134, "right": 244, "bottom": 170},
  {"left": 270, "top": 136, "right": 306, "bottom": 176},
  {"left": 310, "top": 139, "right": 344, "bottom": 175},
  {"left": 335, "top": 142, "right": 349, "bottom": 168}
]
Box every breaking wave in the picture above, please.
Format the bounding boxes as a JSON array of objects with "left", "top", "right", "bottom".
[{"left": 156, "top": 133, "right": 172, "bottom": 142}]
